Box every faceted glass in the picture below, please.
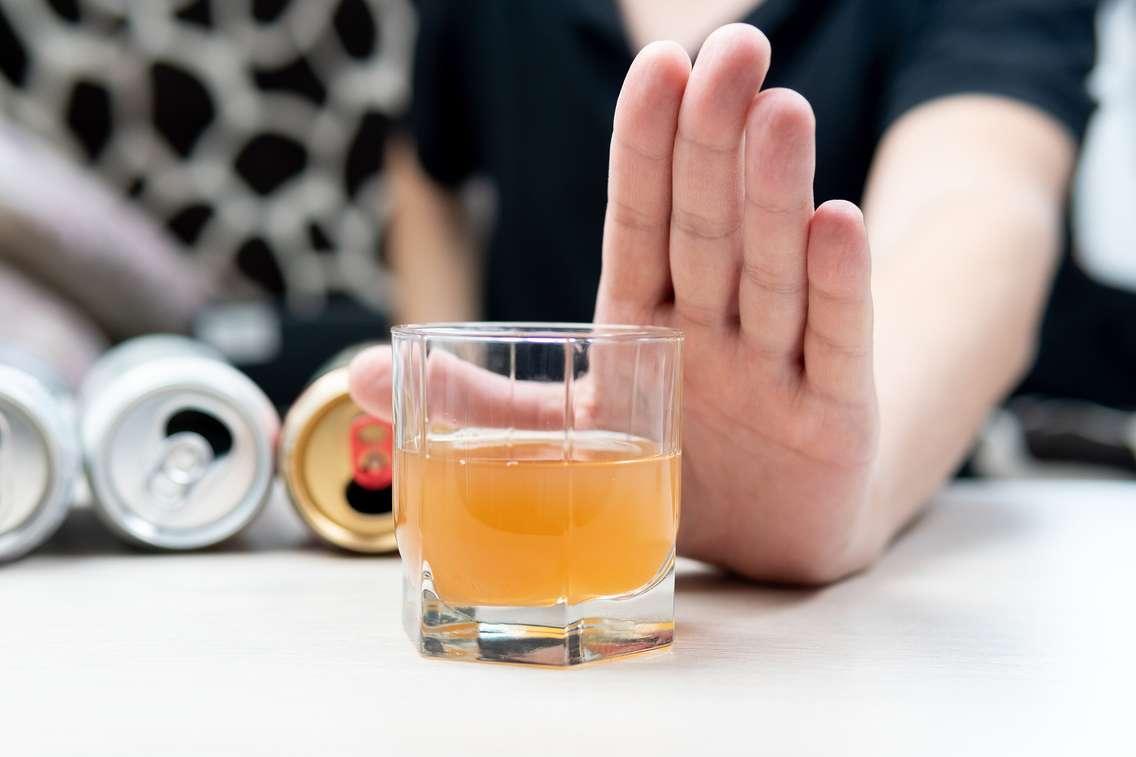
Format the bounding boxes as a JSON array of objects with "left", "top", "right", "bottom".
[{"left": 391, "top": 323, "right": 682, "bottom": 666}]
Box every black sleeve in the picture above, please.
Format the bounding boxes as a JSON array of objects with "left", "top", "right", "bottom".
[
  {"left": 408, "top": 0, "right": 478, "bottom": 187},
  {"left": 884, "top": 0, "right": 1098, "bottom": 141}
]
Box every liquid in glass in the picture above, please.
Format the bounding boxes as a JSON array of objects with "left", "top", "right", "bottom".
[{"left": 395, "top": 430, "right": 680, "bottom": 608}]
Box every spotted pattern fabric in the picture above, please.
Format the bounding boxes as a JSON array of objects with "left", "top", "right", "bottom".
[{"left": 0, "top": 0, "right": 413, "bottom": 312}]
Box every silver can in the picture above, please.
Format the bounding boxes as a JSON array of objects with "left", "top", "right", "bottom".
[
  {"left": 80, "top": 335, "right": 279, "bottom": 550},
  {"left": 0, "top": 349, "right": 80, "bottom": 563}
]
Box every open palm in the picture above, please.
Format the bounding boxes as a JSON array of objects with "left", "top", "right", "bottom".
[
  {"left": 352, "top": 25, "right": 879, "bottom": 583},
  {"left": 594, "top": 25, "right": 878, "bottom": 582}
]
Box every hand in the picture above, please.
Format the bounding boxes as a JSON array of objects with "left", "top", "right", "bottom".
[{"left": 352, "top": 25, "right": 880, "bottom": 584}]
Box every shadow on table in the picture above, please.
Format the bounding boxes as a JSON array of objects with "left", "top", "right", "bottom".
[
  {"left": 878, "top": 482, "right": 1043, "bottom": 575},
  {"left": 665, "top": 485, "right": 1045, "bottom": 668},
  {"left": 676, "top": 566, "right": 812, "bottom": 603},
  {"left": 674, "top": 564, "right": 817, "bottom": 649}
]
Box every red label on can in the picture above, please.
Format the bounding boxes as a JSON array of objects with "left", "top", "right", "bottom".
[{"left": 349, "top": 415, "right": 393, "bottom": 490}]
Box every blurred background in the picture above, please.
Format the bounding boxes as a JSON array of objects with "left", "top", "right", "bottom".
[
  {"left": 0, "top": 0, "right": 1134, "bottom": 478},
  {"left": 0, "top": 0, "right": 412, "bottom": 403}
]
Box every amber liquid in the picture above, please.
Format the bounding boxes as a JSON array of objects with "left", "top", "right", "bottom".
[{"left": 395, "top": 431, "right": 680, "bottom": 607}]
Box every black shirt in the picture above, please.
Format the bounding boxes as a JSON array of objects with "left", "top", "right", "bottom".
[{"left": 410, "top": 0, "right": 1096, "bottom": 323}]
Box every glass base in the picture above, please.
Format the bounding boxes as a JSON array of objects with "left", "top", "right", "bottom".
[{"left": 404, "top": 561, "right": 675, "bottom": 667}]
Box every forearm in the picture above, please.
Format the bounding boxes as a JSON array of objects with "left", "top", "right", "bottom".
[
  {"left": 0, "top": 260, "right": 108, "bottom": 387},
  {"left": 867, "top": 193, "right": 1060, "bottom": 548},
  {"left": 387, "top": 138, "right": 480, "bottom": 323},
  {"left": 0, "top": 123, "right": 213, "bottom": 337},
  {"left": 860, "top": 96, "right": 1073, "bottom": 554}
]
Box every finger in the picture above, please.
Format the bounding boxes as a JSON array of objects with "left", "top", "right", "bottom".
[
  {"left": 349, "top": 346, "right": 395, "bottom": 420},
  {"left": 802, "top": 201, "right": 874, "bottom": 404},
  {"left": 596, "top": 41, "right": 690, "bottom": 324},
  {"left": 670, "top": 24, "right": 770, "bottom": 327},
  {"left": 348, "top": 345, "right": 564, "bottom": 428},
  {"left": 739, "top": 89, "right": 815, "bottom": 366}
]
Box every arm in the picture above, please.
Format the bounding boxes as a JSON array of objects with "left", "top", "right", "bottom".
[
  {"left": 0, "top": 123, "right": 214, "bottom": 338},
  {"left": 352, "top": 27, "right": 1082, "bottom": 585},
  {"left": 386, "top": 140, "right": 481, "bottom": 324},
  {"left": 0, "top": 260, "right": 108, "bottom": 386},
  {"left": 862, "top": 95, "right": 1075, "bottom": 550}
]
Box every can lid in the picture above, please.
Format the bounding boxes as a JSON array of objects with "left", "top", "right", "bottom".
[
  {"left": 0, "top": 366, "right": 78, "bottom": 562},
  {"left": 81, "top": 356, "right": 279, "bottom": 550},
  {"left": 79, "top": 335, "right": 221, "bottom": 411},
  {"left": 281, "top": 367, "right": 397, "bottom": 553}
]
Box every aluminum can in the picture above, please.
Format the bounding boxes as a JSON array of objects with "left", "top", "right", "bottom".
[
  {"left": 0, "top": 349, "right": 80, "bottom": 562},
  {"left": 280, "top": 346, "right": 396, "bottom": 553},
  {"left": 80, "top": 335, "right": 279, "bottom": 550}
]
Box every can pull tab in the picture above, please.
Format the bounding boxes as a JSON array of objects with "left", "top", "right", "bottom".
[
  {"left": 146, "top": 431, "right": 215, "bottom": 509},
  {"left": 350, "top": 415, "right": 393, "bottom": 490}
]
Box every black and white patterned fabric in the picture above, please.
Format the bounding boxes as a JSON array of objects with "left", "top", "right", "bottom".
[{"left": 0, "top": 0, "right": 412, "bottom": 312}]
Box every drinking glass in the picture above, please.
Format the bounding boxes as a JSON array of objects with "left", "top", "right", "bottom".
[{"left": 391, "top": 323, "right": 682, "bottom": 666}]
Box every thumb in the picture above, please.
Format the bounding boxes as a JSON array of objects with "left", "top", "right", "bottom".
[
  {"left": 348, "top": 345, "right": 394, "bottom": 421},
  {"left": 349, "top": 342, "right": 566, "bottom": 429}
]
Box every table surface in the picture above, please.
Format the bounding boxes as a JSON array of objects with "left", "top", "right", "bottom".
[{"left": 2, "top": 479, "right": 1133, "bottom": 756}]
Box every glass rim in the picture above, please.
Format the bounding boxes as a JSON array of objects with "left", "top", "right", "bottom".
[{"left": 390, "top": 322, "right": 683, "bottom": 342}]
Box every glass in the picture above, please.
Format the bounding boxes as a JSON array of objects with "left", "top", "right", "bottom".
[{"left": 391, "top": 323, "right": 683, "bottom": 666}]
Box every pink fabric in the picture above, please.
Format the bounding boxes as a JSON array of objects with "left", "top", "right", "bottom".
[
  {"left": 0, "top": 260, "right": 106, "bottom": 388},
  {"left": 0, "top": 124, "right": 217, "bottom": 341}
]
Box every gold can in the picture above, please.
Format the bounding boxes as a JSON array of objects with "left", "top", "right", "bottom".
[{"left": 280, "top": 347, "right": 396, "bottom": 553}]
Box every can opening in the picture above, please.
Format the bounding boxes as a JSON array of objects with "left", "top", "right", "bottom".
[
  {"left": 165, "top": 409, "right": 233, "bottom": 456},
  {"left": 344, "top": 479, "right": 392, "bottom": 515}
]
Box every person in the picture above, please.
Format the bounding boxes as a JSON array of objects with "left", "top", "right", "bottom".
[{"left": 348, "top": 0, "right": 1099, "bottom": 583}]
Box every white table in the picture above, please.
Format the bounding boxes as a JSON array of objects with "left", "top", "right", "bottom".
[{"left": 2, "top": 480, "right": 1133, "bottom": 756}]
